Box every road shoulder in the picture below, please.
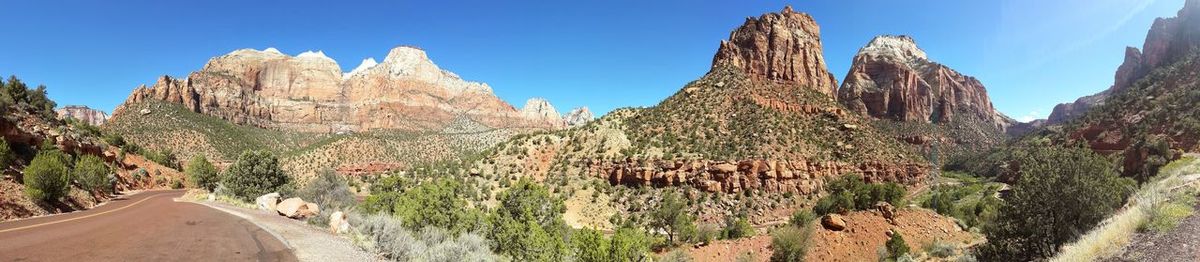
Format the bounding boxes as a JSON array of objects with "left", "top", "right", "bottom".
[{"left": 183, "top": 197, "right": 381, "bottom": 262}]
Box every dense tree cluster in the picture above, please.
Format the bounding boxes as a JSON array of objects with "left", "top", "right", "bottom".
[
  {"left": 813, "top": 174, "right": 906, "bottom": 215},
  {"left": 0, "top": 75, "right": 57, "bottom": 119},
  {"left": 977, "top": 145, "right": 1136, "bottom": 261}
]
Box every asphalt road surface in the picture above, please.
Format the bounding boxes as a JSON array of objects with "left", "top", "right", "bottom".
[{"left": 0, "top": 190, "right": 296, "bottom": 261}]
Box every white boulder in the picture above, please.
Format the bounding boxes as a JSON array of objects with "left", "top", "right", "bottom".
[
  {"left": 329, "top": 211, "right": 350, "bottom": 234},
  {"left": 255, "top": 193, "right": 281, "bottom": 211}
]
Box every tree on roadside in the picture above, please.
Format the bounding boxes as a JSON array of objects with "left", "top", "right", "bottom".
[
  {"left": 977, "top": 146, "right": 1136, "bottom": 261},
  {"left": 24, "top": 150, "right": 71, "bottom": 202},
  {"left": 220, "top": 150, "right": 290, "bottom": 201},
  {"left": 185, "top": 155, "right": 219, "bottom": 191},
  {"left": 74, "top": 154, "right": 112, "bottom": 194}
]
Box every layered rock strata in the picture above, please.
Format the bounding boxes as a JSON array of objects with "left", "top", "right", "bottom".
[{"left": 117, "top": 46, "right": 565, "bottom": 133}]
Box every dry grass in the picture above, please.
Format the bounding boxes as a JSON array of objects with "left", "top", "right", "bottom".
[{"left": 1051, "top": 156, "right": 1199, "bottom": 262}]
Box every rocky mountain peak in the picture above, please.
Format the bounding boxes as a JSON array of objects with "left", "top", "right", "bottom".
[
  {"left": 840, "top": 35, "right": 1006, "bottom": 127},
  {"left": 562, "top": 107, "right": 594, "bottom": 127},
  {"left": 1046, "top": 0, "right": 1200, "bottom": 125},
  {"left": 857, "top": 35, "right": 928, "bottom": 65},
  {"left": 343, "top": 58, "right": 379, "bottom": 80},
  {"left": 117, "top": 45, "right": 560, "bottom": 133},
  {"left": 367, "top": 46, "right": 493, "bottom": 95},
  {"left": 296, "top": 50, "right": 334, "bottom": 61},
  {"left": 382, "top": 46, "right": 431, "bottom": 67},
  {"left": 709, "top": 6, "right": 839, "bottom": 97},
  {"left": 520, "top": 97, "right": 561, "bottom": 121},
  {"left": 56, "top": 105, "right": 108, "bottom": 126}
]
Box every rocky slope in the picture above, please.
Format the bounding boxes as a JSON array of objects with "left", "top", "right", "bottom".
[
  {"left": 838, "top": 35, "right": 1016, "bottom": 160},
  {"left": 711, "top": 6, "right": 840, "bottom": 97},
  {"left": 1028, "top": 0, "right": 1200, "bottom": 177},
  {"left": 1047, "top": 0, "right": 1200, "bottom": 125},
  {"left": 56, "top": 105, "right": 108, "bottom": 126},
  {"left": 114, "top": 46, "right": 563, "bottom": 133},
  {"left": 460, "top": 7, "right": 928, "bottom": 226},
  {"left": 2, "top": 97, "right": 182, "bottom": 221}
]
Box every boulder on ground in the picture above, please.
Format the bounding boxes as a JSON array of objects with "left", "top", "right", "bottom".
[
  {"left": 276, "top": 197, "right": 308, "bottom": 218},
  {"left": 875, "top": 201, "right": 896, "bottom": 221},
  {"left": 329, "top": 211, "right": 350, "bottom": 234},
  {"left": 256, "top": 193, "right": 281, "bottom": 211},
  {"left": 822, "top": 214, "right": 847, "bottom": 231},
  {"left": 299, "top": 202, "right": 321, "bottom": 218}
]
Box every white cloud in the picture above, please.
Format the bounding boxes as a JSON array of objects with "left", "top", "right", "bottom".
[{"left": 1019, "top": 110, "right": 1043, "bottom": 122}]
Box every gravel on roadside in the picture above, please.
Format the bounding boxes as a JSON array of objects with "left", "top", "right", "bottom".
[{"left": 188, "top": 199, "right": 383, "bottom": 262}]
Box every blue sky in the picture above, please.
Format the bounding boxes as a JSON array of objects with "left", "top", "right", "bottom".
[{"left": 0, "top": 0, "right": 1185, "bottom": 122}]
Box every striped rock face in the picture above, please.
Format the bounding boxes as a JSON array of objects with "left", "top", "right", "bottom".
[{"left": 116, "top": 46, "right": 565, "bottom": 133}]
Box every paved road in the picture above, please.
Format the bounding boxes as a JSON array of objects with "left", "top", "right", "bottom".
[{"left": 0, "top": 190, "right": 296, "bottom": 261}]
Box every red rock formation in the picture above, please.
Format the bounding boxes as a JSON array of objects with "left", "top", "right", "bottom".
[
  {"left": 116, "top": 47, "right": 565, "bottom": 133},
  {"left": 590, "top": 158, "right": 927, "bottom": 194},
  {"left": 710, "top": 6, "right": 840, "bottom": 97},
  {"left": 839, "top": 35, "right": 1005, "bottom": 127},
  {"left": 1047, "top": 0, "right": 1200, "bottom": 125}
]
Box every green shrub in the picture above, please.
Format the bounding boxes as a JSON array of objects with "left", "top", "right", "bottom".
[
  {"left": 659, "top": 249, "right": 695, "bottom": 262},
  {"left": 298, "top": 169, "right": 356, "bottom": 211},
  {"left": 695, "top": 224, "right": 719, "bottom": 244},
  {"left": 770, "top": 225, "right": 814, "bottom": 262},
  {"left": 144, "top": 148, "right": 179, "bottom": 170},
  {"left": 24, "top": 150, "right": 71, "bottom": 202},
  {"left": 721, "top": 216, "right": 755, "bottom": 239},
  {"left": 0, "top": 140, "right": 13, "bottom": 168},
  {"left": 220, "top": 150, "right": 290, "bottom": 201},
  {"left": 350, "top": 213, "right": 498, "bottom": 261},
  {"left": 922, "top": 184, "right": 1003, "bottom": 229},
  {"left": 1141, "top": 201, "right": 1195, "bottom": 233},
  {"left": 132, "top": 168, "right": 148, "bottom": 184},
  {"left": 924, "top": 240, "right": 957, "bottom": 258},
  {"left": 609, "top": 226, "right": 653, "bottom": 262},
  {"left": 571, "top": 228, "right": 610, "bottom": 262},
  {"left": 488, "top": 178, "right": 569, "bottom": 261},
  {"left": 184, "top": 155, "right": 219, "bottom": 191},
  {"left": 74, "top": 154, "right": 112, "bottom": 194},
  {"left": 790, "top": 209, "right": 816, "bottom": 227},
  {"left": 102, "top": 133, "right": 126, "bottom": 148},
  {"left": 886, "top": 232, "right": 910, "bottom": 259},
  {"left": 390, "top": 178, "right": 483, "bottom": 234},
  {"left": 121, "top": 143, "right": 143, "bottom": 155},
  {"left": 977, "top": 146, "right": 1135, "bottom": 261}
]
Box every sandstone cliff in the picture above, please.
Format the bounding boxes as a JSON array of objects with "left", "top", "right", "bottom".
[
  {"left": 710, "top": 6, "right": 840, "bottom": 97},
  {"left": 839, "top": 35, "right": 1005, "bottom": 126},
  {"left": 562, "top": 107, "right": 594, "bottom": 127},
  {"left": 1047, "top": 0, "right": 1200, "bottom": 125},
  {"left": 519, "top": 98, "right": 562, "bottom": 127},
  {"left": 56, "top": 105, "right": 108, "bottom": 126},
  {"left": 115, "top": 46, "right": 564, "bottom": 133},
  {"left": 837, "top": 35, "right": 1014, "bottom": 159}
]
